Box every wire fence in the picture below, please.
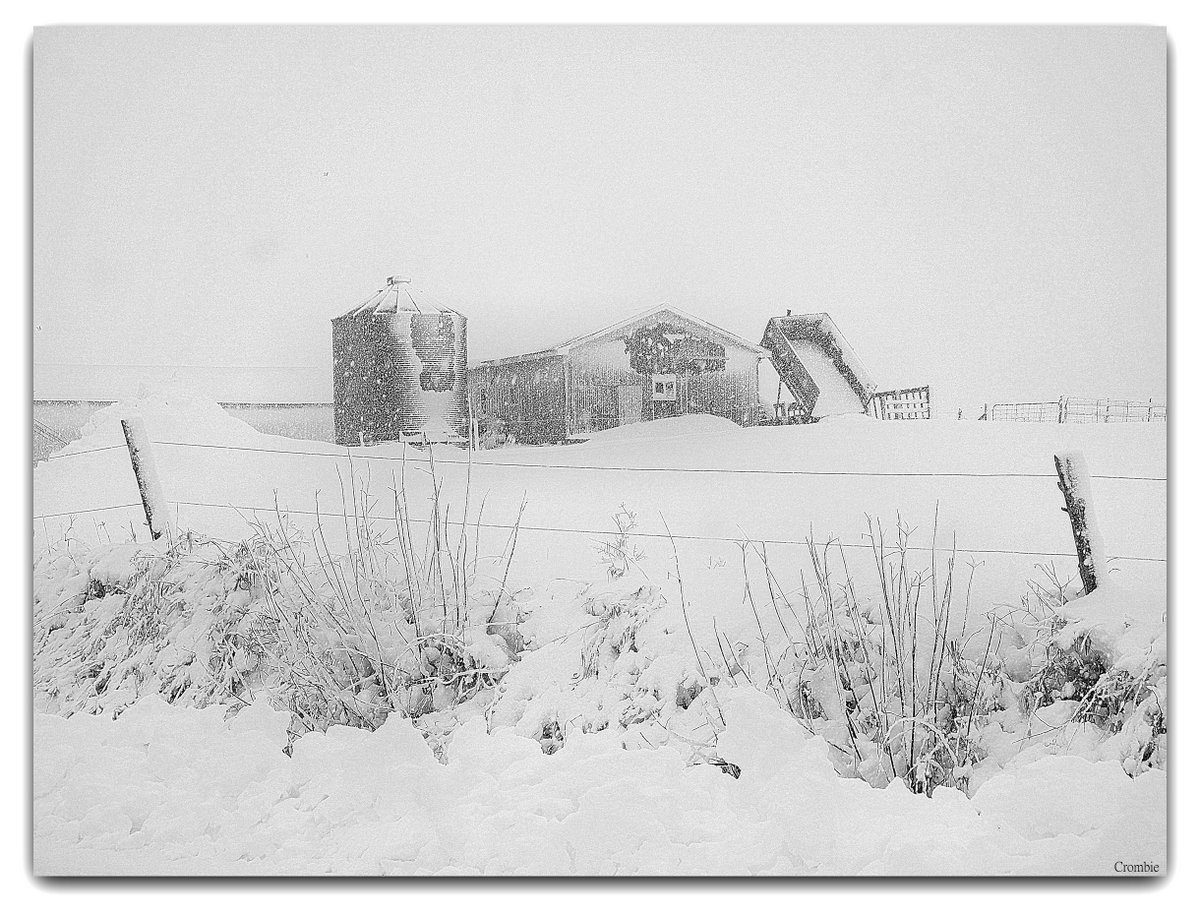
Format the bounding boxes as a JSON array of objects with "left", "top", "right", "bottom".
[
  {"left": 40, "top": 437, "right": 1170, "bottom": 483},
  {"left": 985, "top": 396, "right": 1166, "bottom": 424},
  {"left": 33, "top": 435, "right": 1168, "bottom": 564}
]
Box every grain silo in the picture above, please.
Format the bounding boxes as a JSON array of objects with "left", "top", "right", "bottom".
[{"left": 332, "top": 277, "right": 469, "bottom": 446}]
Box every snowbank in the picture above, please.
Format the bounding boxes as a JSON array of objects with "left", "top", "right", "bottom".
[
  {"left": 1051, "top": 579, "right": 1166, "bottom": 674},
  {"left": 34, "top": 687, "right": 1164, "bottom": 876},
  {"left": 573, "top": 414, "right": 744, "bottom": 445},
  {"left": 74, "top": 387, "right": 266, "bottom": 451}
]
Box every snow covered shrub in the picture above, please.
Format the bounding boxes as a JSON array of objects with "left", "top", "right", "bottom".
[
  {"left": 579, "top": 583, "right": 659, "bottom": 677},
  {"left": 1022, "top": 633, "right": 1108, "bottom": 712},
  {"left": 738, "top": 518, "right": 1008, "bottom": 796},
  {"left": 594, "top": 504, "right": 645, "bottom": 579},
  {"left": 1003, "top": 563, "right": 1092, "bottom": 712},
  {"left": 487, "top": 578, "right": 721, "bottom": 759},
  {"left": 1014, "top": 575, "right": 1167, "bottom": 777},
  {"left": 33, "top": 459, "right": 526, "bottom": 739}
]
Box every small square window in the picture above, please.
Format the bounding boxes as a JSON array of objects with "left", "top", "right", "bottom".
[{"left": 651, "top": 374, "right": 677, "bottom": 401}]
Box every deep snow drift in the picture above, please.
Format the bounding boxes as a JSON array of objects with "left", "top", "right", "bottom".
[
  {"left": 33, "top": 392, "right": 1167, "bottom": 875},
  {"left": 33, "top": 689, "right": 1164, "bottom": 876}
]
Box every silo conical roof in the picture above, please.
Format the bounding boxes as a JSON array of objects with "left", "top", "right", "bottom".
[{"left": 337, "top": 276, "right": 463, "bottom": 318}]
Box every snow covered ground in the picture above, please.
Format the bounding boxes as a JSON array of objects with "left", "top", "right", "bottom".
[
  {"left": 33, "top": 391, "right": 1166, "bottom": 612},
  {"left": 32, "top": 392, "right": 1167, "bottom": 876},
  {"left": 34, "top": 688, "right": 1163, "bottom": 876}
]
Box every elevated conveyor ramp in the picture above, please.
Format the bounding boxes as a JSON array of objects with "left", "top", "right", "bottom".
[{"left": 761, "top": 313, "right": 876, "bottom": 423}]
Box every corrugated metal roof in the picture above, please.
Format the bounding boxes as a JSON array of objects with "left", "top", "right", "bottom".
[{"left": 336, "top": 276, "right": 463, "bottom": 319}]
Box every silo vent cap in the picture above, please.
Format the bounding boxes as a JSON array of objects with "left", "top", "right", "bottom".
[{"left": 387, "top": 275, "right": 412, "bottom": 286}]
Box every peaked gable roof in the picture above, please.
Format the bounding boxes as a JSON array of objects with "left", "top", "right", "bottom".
[
  {"left": 554, "top": 304, "right": 766, "bottom": 355},
  {"left": 475, "top": 304, "right": 767, "bottom": 368}
]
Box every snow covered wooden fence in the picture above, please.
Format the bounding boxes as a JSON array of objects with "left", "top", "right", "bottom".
[
  {"left": 866, "top": 385, "right": 931, "bottom": 421},
  {"left": 986, "top": 397, "right": 1165, "bottom": 423}
]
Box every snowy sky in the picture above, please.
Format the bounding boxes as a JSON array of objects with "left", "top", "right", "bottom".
[{"left": 34, "top": 25, "right": 1166, "bottom": 413}]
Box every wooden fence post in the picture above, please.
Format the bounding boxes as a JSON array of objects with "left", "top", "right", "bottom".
[
  {"left": 1053, "top": 451, "right": 1107, "bottom": 594},
  {"left": 121, "top": 417, "right": 173, "bottom": 541}
]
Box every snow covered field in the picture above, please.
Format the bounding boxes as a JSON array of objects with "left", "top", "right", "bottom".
[
  {"left": 33, "top": 392, "right": 1166, "bottom": 607},
  {"left": 34, "top": 689, "right": 1163, "bottom": 876},
  {"left": 32, "top": 393, "right": 1168, "bottom": 876}
]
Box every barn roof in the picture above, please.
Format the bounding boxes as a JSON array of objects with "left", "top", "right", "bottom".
[
  {"left": 556, "top": 304, "right": 767, "bottom": 354},
  {"left": 336, "top": 276, "right": 463, "bottom": 319},
  {"left": 474, "top": 303, "right": 767, "bottom": 368}
]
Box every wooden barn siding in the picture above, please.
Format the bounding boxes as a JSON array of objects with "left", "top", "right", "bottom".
[
  {"left": 565, "top": 333, "right": 761, "bottom": 437},
  {"left": 468, "top": 354, "right": 568, "bottom": 443}
]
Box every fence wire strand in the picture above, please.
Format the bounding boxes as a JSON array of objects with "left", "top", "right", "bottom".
[
  {"left": 34, "top": 436, "right": 1167, "bottom": 563},
  {"left": 122, "top": 438, "right": 1170, "bottom": 483}
]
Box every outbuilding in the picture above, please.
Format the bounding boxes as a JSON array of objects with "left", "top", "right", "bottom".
[
  {"left": 332, "top": 277, "right": 469, "bottom": 446},
  {"left": 468, "top": 305, "right": 766, "bottom": 444}
]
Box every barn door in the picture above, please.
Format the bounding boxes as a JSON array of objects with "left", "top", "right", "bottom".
[{"left": 617, "top": 384, "right": 644, "bottom": 425}]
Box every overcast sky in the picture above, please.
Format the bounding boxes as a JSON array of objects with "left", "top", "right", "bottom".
[{"left": 34, "top": 25, "right": 1165, "bottom": 414}]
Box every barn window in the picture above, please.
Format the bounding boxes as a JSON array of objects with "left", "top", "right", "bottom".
[{"left": 652, "top": 374, "right": 678, "bottom": 401}]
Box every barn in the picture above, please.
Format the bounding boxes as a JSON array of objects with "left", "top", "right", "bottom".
[
  {"left": 332, "top": 277, "right": 469, "bottom": 446},
  {"left": 468, "top": 305, "right": 766, "bottom": 444}
]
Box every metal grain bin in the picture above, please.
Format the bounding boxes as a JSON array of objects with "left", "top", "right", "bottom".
[{"left": 333, "top": 277, "right": 469, "bottom": 445}]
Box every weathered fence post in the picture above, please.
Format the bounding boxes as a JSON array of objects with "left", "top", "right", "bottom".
[
  {"left": 1053, "top": 451, "right": 1107, "bottom": 594},
  {"left": 121, "top": 417, "right": 172, "bottom": 541}
]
